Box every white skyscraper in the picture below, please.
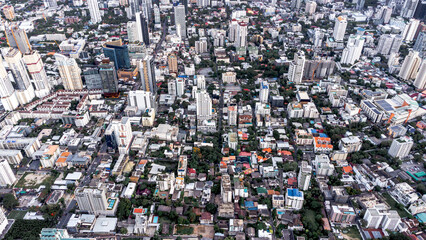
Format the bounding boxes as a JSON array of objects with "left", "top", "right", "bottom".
[
  {"left": 105, "top": 117, "right": 133, "bottom": 154},
  {"left": 196, "top": 90, "right": 212, "bottom": 120},
  {"left": 174, "top": 4, "right": 186, "bottom": 38},
  {"left": 388, "top": 136, "right": 414, "bottom": 159},
  {"left": 235, "top": 22, "right": 248, "bottom": 48},
  {"left": 87, "top": 0, "right": 102, "bottom": 24},
  {"left": 402, "top": 19, "right": 420, "bottom": 42},
  {"left": 229, "top": 19, "right": 239, "bottom": 42},
  {"left": 400, "top": 0, "right": 419, "bottom": 18},
  {"left": 23, "top": 51, "right": 51, "bottom": 98},
  {"left": 127, "top": 21, "right": 138, "bottom": 42},
  {"left": 259, "top": 80, "right": 269, "bottom": 103},
  {"left": 0, "top": 55, "right": 19, "bottom": 110},
  {"left": 305, "top": 1, "right": 317, "bottom": 15},
  {"left": 341, "top": 35, "right": 365, "bottom": 65},
  {"left": 298, "top": 161, "right": 312, "bottom": 191},
  {"left": 376, "top": 34, "right": 402, "bottom": 55},
  {"left": 154, "top": 4, "right": 161, "bottom": 25},
  {"left": 75, "top": 187, "right": 108, "bottom": 214},
  {"left": 128, "top": 90, "right": 155, "bottom": 111},
  {"left": 0, "top": 208, "right": 7, "bottom": 234},
  {"left": 399, "top": 50, "right": 421, "bottom": 81},
  {"left": 136, "top": 11, "right": 150, "bottom": 45},
  {"left": 43, "top": 0, "right": 58, "bottom": 8},
  {"left": 176, "top": 78, "right": 185, "bottom": 96},
  {"left": 413, "top": 60, "right": 426, "bottom": 89},
  {"left": 288, "top": 51, "right": 306, "bottom": 84},
  {"left": 56, "top": 54, "right": 83, "bottom": 90},
  {"left": 0, "top": 159, "right": 16, "bottom": 187},
  {"left": 333, "top": 16, "right": 348, "bottom": 41},
  {"left": 195, "top": 37, "right": 208, "bottom": 54},
  {"left": 196, "top": 75, "right": 206, "bottom": 89}
]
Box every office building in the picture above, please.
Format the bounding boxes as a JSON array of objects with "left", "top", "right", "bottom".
[
  {"left": 168, "top": 53, "right": 178, "bottom": 73},
  {"left": 413, "top": 60, "right": 426, "bottom": 89},
  {"left": 196, "top": 75, "right": 206, "bottom": 89},
  {"left": 136, "top": 12, "right": 150, "bottom": 45},
  {"left": 126, "top": 0, "right": 137, "bottom": 19},
  {"left": 288, "top": 51, "right": 306, "bottom": 84},
  {"left": 259, "top": 80, "right": 269, "bottom": 103},
  {"left": 401, "top": 0, "right": 419, "bottom": 18},
  {"left": 43, "top": 0, "right": 58, "bottom": 8},
  {"left": 414, "top": 31, "right": 426, "bottom": 58},
  {"left": 285, "top": 188, "right": 304, "bottom": 210},
  {"left": 399, "top": 50, "right": 421, "bottom": 81},
  {"left": 75, "top": 187, "right": 108, "bottom": 215},
  {"left": 5, "top": 23, "right": 31, "bottom": 54},
  {"left": 56, "top": 54, "right": 83, "bottom": 90},
  {"left": 0, "top": 55, "right": 19, "bottom": 111},
  {"left": 128, "top": 90, "right": 155, "bottom": 111},
  {"left": 0, "top": 159, "right": 16, "bottom": 187},
  {"left": 105, "top": 117, "right": 133, "bottom": 154},
  {"left": 235, "top": 22, "right": 248, "bottom": 48},
  {"left": 341, "top": 35, "right": 365, "bottom": 65},
  {"left": 376, "top": 34, "right": 402, "bottom": 55},
  {"left": 2, "top": 5, "right": 14, "bottom": 20},
  {"left": 333, "top": 16, "right": 347, "bottom": 41},
  {"left": 83, "top": 68, "right": 102, "bottom": 90},
  {"left": 197, "top": 0, "right": 210, "bottom": 7},
  {"left": 388, "top": 136, "right": 414, "bottom": 159},
  {"left": 23, "top": 51, "right": 51, "bottom": 98},
  {"left": 305, "top": 1, "right": 317, "bottom": 15},
  {"left": 196, "top": 90, "right": 212, "bottom": 120},
  {"left": 103, "top": 39, "right": 131, "bottom": 70},
  {"left": 138, "top": 55, "right": 157, "bottom": 94},
  {"left": 99, "top": 59, "right": 118, "bottom": 94},
  {"left": 88, "top": 0, "right": 102, "bottom": 24},
  {"left": 298, "top": 161, "right": 312, "bottom": 191},
  {"left": 174, "top": 4, "right": 186, "bottom": 38}
]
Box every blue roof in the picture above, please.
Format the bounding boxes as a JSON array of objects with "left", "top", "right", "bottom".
[
  {"left": 311, "top": 129, "right": 317, "bottom": 134},
  {"left": 416, "top": 212, "right": 426, "bottom": 223},
  {"left": 287, "top": 188, "right": 302, "bottom": 197},
  {"left": 319, "top": 133, "right": 328, "bottom": 138},
  {"left": 245, "top": 201, "right": 254, "bottom": 207}
]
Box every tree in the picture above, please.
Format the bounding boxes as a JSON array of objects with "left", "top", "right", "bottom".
[
  {"left": 120, "top": 227, "right": 128, "bottom": 234},
  {"left": 2, "top": 194, "right": 18, "bottom": 210},
  {"left": 116, "top": 198, "right": 132, "bottom": 220},
  {"left": 206, "top": 203, "right": 217, "bottom": 214}
]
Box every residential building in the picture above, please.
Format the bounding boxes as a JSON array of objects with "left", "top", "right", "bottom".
[
  {"left": 5, "top": 23, "right": 31, "bottom": 54},
  {"left": 2, "top": 5, "right": 14, "bottom": 20},
  {"left": 339, "top": 136, "right": 362, "bottom": 153},
  {"left": 259, "top": 80, "right": 269, "bottom": 103},
  {"left": 399, "top": 50, "right": 421, "bottom": 81},
  {"left": 391, "top": 182, "right": 419, "bottom": 206},
  {"left": 0, "top": 159, "right": 16, "bottom": 187},
  {"left": 23, "top": 51, "right": 51, "bottom": 98},
  {"left": 56, "top": 54, "right": 83, "bottom": 90},
  {"left": 75, "top": 188, "right": 108, "bottom": 215},
  {"left": 196, "top": 90, "right": 212, "bottom": 120},
  {"left": 286, "top": 189, "right": 304, "bottom": 210},
  {"left": 329, "top": 204, "right": 356, "bottom": 224},
  {"left": 138, "top": 56, "right": 156, "bottom": 94},
  {"left": 168, "top": 53, "right": 178, "bottom": 73},
  {"left": 305, "top": 1, "right": 317, "bottom": 15},
  {"left": 341, "top": 35, "right": 365, "bottom": 65},
  {"left": 128, "top": 90, "right": 155, "bottom": 111},
  {"left": 288, "top": 51, "right": 305, "bottom": 84},
  {"left": 88, "top": 0, "right": 102, "bottom": 23},
  {"left": 174, "top": 4, "right": 186, "bottom": 38},
  {"left": 222, "top": 72, "right": 237, "bottom": 84},
  {"left": 0, "top": 55, "right": 19, "bottom": 111},
  {"left": 0, "top": 208, "right": 7, "bottom": 235},
  {"left": 413, "top": 60, "right": 426, "bottom": 89},
  {"left": 314, "top": 154, "right": 335, "bottom": 176},
  {"left": 136, "top": 12, "right": 150, "bottom": 45},
  {"left": 235, "top": 22, "right": 248, "bottom": 48},
  {"left": 105, "top": 117, "right": 133, "bottom": 154},
  {"left": 376, "top": 34, "right": 402, "bottom": 55},
  {"left": 364, "top": 207, "right": 401, "bottom": 231},
  {"left": 221, "top": 174, "right": 232, "bottom": 203},
  {"left": 388, "top": 136, "right": 414, "bottom": 159},
  {"left": 298, "top": 161, "right": 312, "bottom": 191},
  {"left": 333, "top": 16, "right": 347, "bottom": 41}
]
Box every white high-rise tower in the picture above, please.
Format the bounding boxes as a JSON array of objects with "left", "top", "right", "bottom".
[
  {"left": 333, "top": 16, "right": 347, "bottom": 41},
  {"left": 0, "top": 159, "right": 16, "bottom": 187},
  {"left": 88, "top": 0, "right": 102, "bottom": 24},
  {"left": 23, "top": 51, "right": 51, "bottom": 98},
  {"left": 413, "top": 60, "right": 426, "bottom": 89},
  {"left": 174, "top": 4, "right": 186, "bottom": 38},
  {"left": 340, "top": 35, "right": 365, "bottom": 65},
  {"left": 196, "top": 90, "right": 212, "bottom": 120},
  {"left": 56, "top": 54, "right": 83, "bottom": 90},
  {"left": 288, "top": 51, "right": 306, "bottom": 84},
  {"left": 0, "top": 55, "right": 19, "bottom": 110},
  {"left": 399, "top": 50, "right": 421, "bottom": 81}
]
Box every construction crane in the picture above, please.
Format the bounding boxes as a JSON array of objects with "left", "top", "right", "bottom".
[{"left": 311, "top": 62, "right": 320, "bottom": 80}]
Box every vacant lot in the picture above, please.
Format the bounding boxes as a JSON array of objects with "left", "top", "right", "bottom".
[
  {"left": 7, "top": 210, "right": 27, "bottom": 220},
  {"left": 174, "top": 224, "right": 214, "bottom": 238},
  {"left": 15, "top": 172, "right": 55, "bottom": 189},
  {"left": 341, "top": 226, "right": 362, "bottom": 240}
]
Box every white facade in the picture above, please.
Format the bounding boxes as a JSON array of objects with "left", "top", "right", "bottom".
[
  {"left": 285, "top": 188, "right": 304, "bottom": 210},
  {"left": 106, "top": 117, "right": 133, "bottom": 154},
  {"left": 0, "top": 208, "right": 7, "bottom": 235},
  {"left": 176, "top": 78, "right": 185, "bottom": 97},
  {"left": 88, "top": 0, "right": 102, "bottom": 24},
  {"left": 174, "top": 4, "right": 186, "bottom": 38},
  {"left": 0, "top": 159, "right": 16, "bottom": 187},
  {"left": 413, "top": 60, "right": 426, "bottom": 89},
  {"left": 391, "top": 182, "right": 419, "bottom": 206},
  {"left": 259, "top": 80, "right": 269, "bottom": 103},
  {"left": 399, "top": 50, "right": 421, "bottom": 81},
  {"left": 127, "top": 21, "right": 138, "bottom": 42},
  {"left": 298, "top": 161, "right": 312, "bottom": 191},
  {"left": 196, "top": 90, "right": 212, "bottom": 120},
  {"left": 388, "top": 136, "right": 413, "bottom": 159},
  {"left": 23, "top": 51, "right": 51, "bottom": 98},
  {"left": 333, "top": 16, "right": 347, "bottom": 41},
  {"left": 341, "top": 35, "right": 365, "bottom": 65},
  {"left": 288, "top": 51, "right": 305, "bottom": 84},
  {"left": 56, "top": 54, "right": 83, "bottom": 90},
  {"left": 75, "top": 187, "right": 108, "bottom": 214}
]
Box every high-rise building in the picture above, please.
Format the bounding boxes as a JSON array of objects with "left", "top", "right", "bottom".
[
  {"left": 0, "top": 55, "right": 19, "bottom": 110},
  {"left": 127, "top": 0, "right": 137, "bottom": 19},
  {"left": 259, "top": 80, "right": 269, "bottom": 103},
  {"left": 103, "top": 39, "right": 131, "bottom": 70},
  {"left": 235, "top": 22, "right": 248, "bottom": 48},
  {"left": 4, "top": 48, "right": 31, "bottom": 91},
  {"left": 87, "top": 0, "right": 102, "bottom": 24},
  {"left": 196, "top": 90, "right": 212, "bottom": 120},
  {"left": 195, "top": 37, "right": 208, "bottom": 53},
  {"left": 176, "top": 78, "right": 185, "bottom": 97},
  {"left": 168, "top": 53, "right": 178, "bottom": 73},
  {"left": 23, "top": 51, "right": 51, "bottom": 98},
  {"left": 43, "top": 0, "right": 58, "bottom": 8},
  {"left": 413, "top": 60, "right": 426, "bottom": 89},
  {"left": 388, "top": 136, "right": 414, "bottom": 159},
  {"left": 196, "top": 75, "right": 206, "bottom": 89},
  {"left": 413, "top": 31, "right": 426, "bottom": 58},
  {"left": 376, "top": 34, "right": 403, "bottom": 55},
  {"left": 5, "top": 23, "right": 31, "bottom": 54},
  {"left": 2, "top": 5, "right": 15, "bottom": 20},
  {"left": 413, "top": 0, "right": 426, "bottom": 21},
  {"left": 305, "top": 1, "right": 317, "bottom": 15},
  {"left": 174, "top": 4, "right": 186, "bottom": 38},
  {"left": 402, "top": 19, "right": 420, "bottom": 42},
  {"left": 228, "top": 105, "right": 237, "bottom": 126},
  {"left": 401, "top": 0, "right": 419, "bottom": 18},
  {"left": 0, "top": 208, "right": 7, "bottom": 235},
  {"left": 356, "top": 0, "right": 365, "bottom": 10},
  {"left": 154, "top": 4, "right": 161, "bottom": 25},
  {"left": 127, "top": 21, "right": 138, "bottom": 42},
  {"left": 197, "top": 0, "right": 210, "bottom": 7},
  {"left": 298, "top": 161, "right": 312, "bottom": 191},
  {"left": 341, "top": 35, "right": 365, "bottom": 65},
  {"left": 168, "top": 80, "right": 176, "bottom": 95},
  {"left": 381, "top": 6, "right": 392, "bottom": 24},
  {"left": 285, "top": 188, "right": 304, "bottom": 210},
  {"left": 290, "top": 0, "right": 302, "bottom": 9},
  {"left": 83, "top": 68, "right": 102, "bottom": 90},
  {"left": 73, "top": 0, "right": 84, "bottom": 6},
  {"left": 288, "top": 51, "right": 306, "bottom": 84},
  {"left": 136, "top": 12, "right": 150, "bottom": 45},
  {"left": 0, "top": 159, "right": 16, "bottom": 187},
  {"left": 99, "top": 59, "right": 118, "bottom": 94},
  {"left": 128, "top": 90, "right": 155, "bottom": 111},
  {"left": 105, "top": 117, "right": 133, "bottom": 154},
  {"left": 138, "top": 56, "right": 157, "bottom": 94},
  {"left": 75, "top": 187, "right": 108, "bottom": 214},
  {"left": 333, "top": 16, "right": 348, "bottom": 41},
  {"left": 229, "top": 19, "right": 238, "bottom": 42},
  {"left": 56, "top": 54, "right": 83, "bottom": 90},
  {"left": 399, "top": 50, "right": 421, "bottom": 80},
  {"left": 364, "top": 207, "right": 401, "bottom": 231}
]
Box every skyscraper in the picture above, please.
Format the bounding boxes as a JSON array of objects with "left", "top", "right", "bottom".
[
  {"left": 87, "top": 0, "right": 102, "bottom": 24},
  {"left": 176, "top": 78, "right": 185, "bottom": 96},
  {"left": 43, "top": 0, "right": 58, "bottom": 8},
  {"left": 413, "top": 60, "right": 426, "bottom": 89},
  {"left": 0, "top": 55, "right": 19, "bottom": 111},
  {"left": 333, "top": 16, "right": 347, "bottom": 41},
  {"left": 75, "top": 187, "right": 108, "bottom": 214},
  {"left": 154, "top": 4, "right": 161, "bottom": 25},
  {"left": 196, "top": 90, "right": 212, "bottom": 120},
  {"left": 56, "top": 54, "right": 83, "bottom": 90},
  {"left": 105, "top": 117, "right": 133, "bottom": 154},
  {"left": 402, "top": 19, "right": 420, "bottom": 42},
  {"left": 168, "top": 53, "right": 178, "bottom": 73},
  {"left": 2, "top": 5, "right": 15, "bottom": 20},
  {"left": 399, "top": 50, "right": 421, "bottom": 80},
  {"left": 128, "top": 90, "right": 155, "bottom": 111},
  {"left": 376, "top": 34, "right": 403, "bottom": 55},
  {"left": 0, "top": 159, "right": 16, "bottom": 187},
  {"left": 138, "top": 56, "right": 157, "bottom": 94},
  {"left": 174, "top": 4, "right": 186, "bottom": 38},
  {"left": 288, "top": 51, "right": 306, "bottom": 84},
  {"left": 195, "top": 37, "right": 208, "bottom": 53},
  {"left": 0, "top": 208, "right": 7, "bottom": 234},
  {"left": 229, "top": 19, "right": 238, "bottom": 42},
  {"left": 23, "top": 51, "right": 51, "bottom": 98},
  {"left": 259, "top": 80, "right": 269, "bottom": 103},
  {"left": 127, "top": 21, "right": 138, "bottom": 42},
  {"left": 413, "top": 31, "right": 426, "bottom": 59},
  {"left": 305, "top": 1, "right": 317, "bottom": 15},
  {"left": 127, "top": 0, "right": 138, "bottom": 19},
  {"left": 290, "top": 0, "right": 302, "bottom": 9},
  {"left": 235, "top": 22, "right": 248, "bottom": 48},
  {"left": 298, "top": 161, "right": 312, "bottom": 191},
  {"left": 99, "top": 59, "right": 119, "bottom": 94},
  {"left": 401, "top": 0, "right": 419, "bottom": 18},
  {"left": 340, "top": 35, "right": 365, "bottom": 65},
  {"left": 103, "top": 39, "right": 131, "bottom": 70},
  {"left": 5, "top": 23, "right": 31, "bottom": 54},
  {"left": 136, "top": 12, "right": 150, "bottom": 45}
]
